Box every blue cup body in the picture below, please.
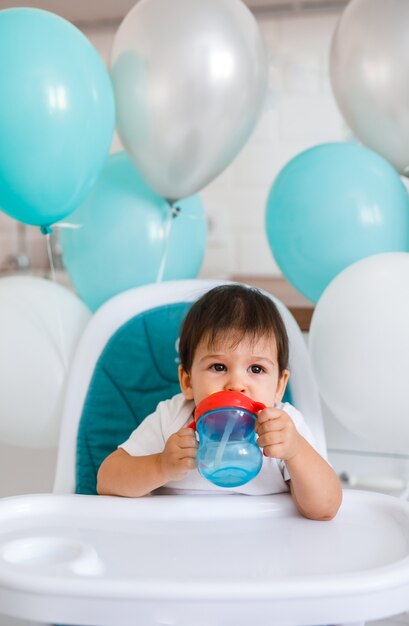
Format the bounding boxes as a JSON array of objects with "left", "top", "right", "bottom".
[{"left": 196, "top": 407, "right": 262, "bottom": 488}]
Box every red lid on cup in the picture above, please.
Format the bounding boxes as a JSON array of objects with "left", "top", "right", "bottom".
[{"left": 194, "top": 390, "right": 265, "bottom": 423}]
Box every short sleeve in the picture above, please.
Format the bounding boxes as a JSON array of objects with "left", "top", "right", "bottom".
[
  {"left": 119, "top": 404, "right": 167, "bottom": 456},
  {"left": 118, "top": 394, "right": 194, "bottom": 457}
]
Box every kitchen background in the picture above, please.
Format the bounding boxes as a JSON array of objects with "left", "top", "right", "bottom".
[{"left": 1, "top": 0, "right": 409, "bottom": 498}]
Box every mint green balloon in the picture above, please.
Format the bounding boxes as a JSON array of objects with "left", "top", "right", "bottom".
[
  {"left": 60, "top": 153, "right": 208, "bottom": 311},
  {"left": 266, "top": 142, "right": 409, "bottom": 302},
  {"left": 0, "top": 8, "right": 115, "bottom": 230}
]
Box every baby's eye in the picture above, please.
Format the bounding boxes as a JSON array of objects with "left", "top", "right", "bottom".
[
  {"left": 249, "top": 364, "right": 264, "bottom": 374},
  {"left": 210, "top": 363, "right": 226, "bottom": 372}
]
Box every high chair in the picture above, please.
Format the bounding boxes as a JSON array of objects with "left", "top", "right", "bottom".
[{"left": 0, "top": 279, "right": 409, "bottom": 626}]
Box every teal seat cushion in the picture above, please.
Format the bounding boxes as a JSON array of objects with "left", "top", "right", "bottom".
[
  {"left": 76, "top": 302, "right": 189, "bottom": 494},
  {"left": 75, "top": 301, "right": 293, "bottom": 495}
]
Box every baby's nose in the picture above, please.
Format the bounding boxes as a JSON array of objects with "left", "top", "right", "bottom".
[{"left": 225, "top": 378, "right": 246, "bottom": 393}]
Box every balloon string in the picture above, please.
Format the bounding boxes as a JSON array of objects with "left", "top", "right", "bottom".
[
  {"left": 45, "top": 233, "right": 69, "bottom": 372},
  {"left": 155, "top": 206, "right": 206, "bottom": 283},
  {"left": 156, "top": 205, "right": 178, "bottom": 283}
]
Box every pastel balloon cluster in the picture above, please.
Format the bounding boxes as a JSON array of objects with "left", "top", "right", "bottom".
[
  {"left": 0, "top": 1, "right": 268, "bottom": 448},
  {"left": 0, "top": 0, "right": 267, "bottom": 232},
  {"left": 60, "top": 0, "right": 267, "bottom": 308},
  {"left": 265, "top": 0, "right": 409, "bottom": 452},
  {"left": 314, "top": 0, "right": 409, "bottom": 451},
  {"left": 0, "top": 0, "right": 268, "bottom": 305}
]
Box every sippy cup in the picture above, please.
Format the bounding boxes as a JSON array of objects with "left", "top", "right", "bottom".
[{"left": 188, "top": 390, "right": 265, "bottom": 488}]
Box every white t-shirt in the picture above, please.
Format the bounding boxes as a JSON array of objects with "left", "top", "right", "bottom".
[{"left": 119, "top": 393, "right": 319, "bottom": 495}]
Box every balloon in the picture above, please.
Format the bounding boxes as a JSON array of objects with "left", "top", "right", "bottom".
[
  {"left": 330, "top": 0, "right": 409, "bottom": 176},
  {"left": 309, "top": 252, "right": 409, "bottom": 452},
  {"left": 0, "top": 276, "right": 90, "bottom": 448},
  {"left": 0, "top": 8, "right": 115, "bottom": 230},
  {"left": 110, "top": 0, "right": 268, "bottom": 201},
  {"left": 265, "top": 142, "right": 409, "bottom": 303},
  {"left": 60, "top": 152, "right": 208, "bottom": 311}
]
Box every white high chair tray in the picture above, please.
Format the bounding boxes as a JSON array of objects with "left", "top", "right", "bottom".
[{"left": 0, "top": 490, "right": 408, "bottom": 626}]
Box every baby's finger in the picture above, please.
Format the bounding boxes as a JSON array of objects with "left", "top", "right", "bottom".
[
  {"left": 256, "top": 407, "right": 282, "bottom": 424},
  {"left": 256, "top": 418, "right": 285, "bottom": 436},
  {"left": 177, "top": 435, "right": 198, "bottom": 449},
  {"left": 262, "top": 443, "right": 286, "bottom": 459},
  {"left": 179, "top": 446, "right": 197, "bottom": 459},
  {"left": 257, "top": 431, "right": 284, "bottom": 450}
]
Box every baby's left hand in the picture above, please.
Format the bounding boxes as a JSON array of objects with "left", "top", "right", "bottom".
[{"left": 255, "top": 407, "right": 300, "bottom": 461}]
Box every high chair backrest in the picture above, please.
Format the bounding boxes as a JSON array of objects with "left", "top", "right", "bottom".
[{"left": 53, "top": 279, "right": 326, "bottom": 495}]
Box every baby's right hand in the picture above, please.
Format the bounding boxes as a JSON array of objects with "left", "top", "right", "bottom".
[{"left": 159, "top": 428, "right": 197, "bottom": 482}]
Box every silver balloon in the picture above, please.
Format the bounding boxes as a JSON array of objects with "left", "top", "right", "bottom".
[
  {"left": 330, "top": 0, "right": 409, "bottom": 176},
  {"left": 111, "top": 0, "right": 268, "bottom": 201}
]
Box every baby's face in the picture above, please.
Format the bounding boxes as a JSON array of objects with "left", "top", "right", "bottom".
[{"left": 178, "top": 332, "right": 289, "bottom": 407}]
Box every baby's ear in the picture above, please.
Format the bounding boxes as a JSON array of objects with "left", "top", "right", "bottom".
[
  {"left": 178, "top": 365, "right": 194, "bottom": 400},
  {"left": 274, "top": 369, "right": 290, "bottom": 403}
]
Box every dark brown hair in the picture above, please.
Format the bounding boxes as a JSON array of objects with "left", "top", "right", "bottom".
[{"left": 179, "top": 284, "right": 289, "bottom": 375}]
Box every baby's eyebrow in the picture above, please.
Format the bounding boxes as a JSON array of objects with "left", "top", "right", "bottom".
[
  {"left": 251, "top": 356, "right": 275, "bottom": 365},
  {"left": 199, "top": 354, "right": 275, "bottom": 366},
  {"left": 199, "top": 354, "right": 226, "bottom": 363}
]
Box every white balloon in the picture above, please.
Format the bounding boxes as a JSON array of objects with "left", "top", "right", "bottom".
[
  {"left": 330, "top": 0, "right": 409, "bottom": 175},
  {"left": 0, "top": 276, "right": 90, "bottom": 448},
  {"left": 309, "top": 253, "right": 409, "bottom": 452},
  {"left": 111, "top": 0, "right": 268, "bottom": 201}
]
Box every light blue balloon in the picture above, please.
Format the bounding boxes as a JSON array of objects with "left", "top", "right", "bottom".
[
  {"left": 266, "top": 142, "right": 409, "bottom": 302},
  {"left": 0, "top": 8, "right": 115, "bottom": 230},
  {"left": 60, "top": 153, "right": 208, "bottom": 311}
]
